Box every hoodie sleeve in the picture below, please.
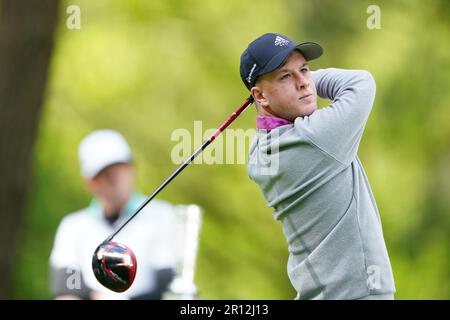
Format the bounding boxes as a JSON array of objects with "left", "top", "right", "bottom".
[{"left": 295, "top": 68, "right": 376, "bottom": 165}]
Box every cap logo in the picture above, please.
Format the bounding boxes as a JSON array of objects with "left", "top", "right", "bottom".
[
  {"left": 274, "top": 35, "right": 289, "bottom": 47},
  {"left": 246, "top": 63, "right": 257, "bottom": 83}
]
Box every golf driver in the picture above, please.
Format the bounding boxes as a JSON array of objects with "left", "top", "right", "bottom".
[{"left": 92, "top": 96, "right": 254, "bottom": 292}]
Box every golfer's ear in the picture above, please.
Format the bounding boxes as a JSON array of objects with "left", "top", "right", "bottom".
[{"left": 251, "top": 86, "right": 268, "bottom": 108}]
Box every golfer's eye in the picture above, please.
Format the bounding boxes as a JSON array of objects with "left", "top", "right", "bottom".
[
  {"left": 281, "top": 74, "right": 290, "bottom": 80},
  {"left": 300, "top": 67, "right": 309, "bottom": 73}
]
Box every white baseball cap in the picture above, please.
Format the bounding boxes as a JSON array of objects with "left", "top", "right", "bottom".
[{"left": 78, "top": 129, "right": 132, "bottom": 179}]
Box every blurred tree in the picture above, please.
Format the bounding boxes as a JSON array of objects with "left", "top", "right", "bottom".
[{"left": 0, "top": 0, "right": 59, "bottom": 298}]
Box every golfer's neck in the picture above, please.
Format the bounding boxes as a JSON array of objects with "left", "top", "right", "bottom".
[{"left": 256, "top": 103, "right": 280, "bottom": 119}]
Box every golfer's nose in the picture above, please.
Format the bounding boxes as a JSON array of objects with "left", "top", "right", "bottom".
[{"left": 295, "top": 72, "right": 309, "bottom": 90}]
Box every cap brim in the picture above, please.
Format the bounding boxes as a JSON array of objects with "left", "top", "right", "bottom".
[
  {"left": 258, "top": 41, "right": 323, "bottom": 79},
  {"left": 295, "top": 42, "right": 323, "bottom": 61}
]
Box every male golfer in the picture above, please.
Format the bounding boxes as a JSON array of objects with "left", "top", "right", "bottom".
[
  {"left": 49, "top": 129, "right": 176, "bottom": 299},
  {"left": 241, "top": 33, "right": 395, "bottom": 299}
]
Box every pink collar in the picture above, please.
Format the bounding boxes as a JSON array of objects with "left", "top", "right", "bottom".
[{"left": 257, "top": 115, "right": 293, "bottom": 130}]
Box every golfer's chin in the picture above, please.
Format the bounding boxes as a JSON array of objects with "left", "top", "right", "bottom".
[{"left": 297, "top": 101, "right": 317, "bottom": 118}]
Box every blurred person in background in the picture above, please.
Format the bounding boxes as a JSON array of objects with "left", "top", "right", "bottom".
[{"left": 49, "top": 129, "right": 177, "bottom": 299}]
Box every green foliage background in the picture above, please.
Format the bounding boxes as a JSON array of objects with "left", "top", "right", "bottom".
[{"left": 12, "top": 0, "right": 450, "bottom": 299}]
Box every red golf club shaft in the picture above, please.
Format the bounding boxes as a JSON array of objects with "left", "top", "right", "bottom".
[{"left": 106, "top": 95, "right": 254, "bottom": 242}]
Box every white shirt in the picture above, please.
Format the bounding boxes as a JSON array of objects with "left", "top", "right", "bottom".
[{"left": 50, "top": 193, "right": 177, "bottom": 299}]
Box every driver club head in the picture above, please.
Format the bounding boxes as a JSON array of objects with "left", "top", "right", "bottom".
[{"left": 92, "top": 241, "right": 137, "bottom": 293}]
